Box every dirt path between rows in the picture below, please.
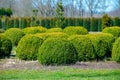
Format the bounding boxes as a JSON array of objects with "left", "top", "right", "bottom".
[{"left": 0, "top": 58, "right": 120, "bottom": 70}]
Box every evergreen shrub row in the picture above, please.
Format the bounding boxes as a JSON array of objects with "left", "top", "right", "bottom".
[{"left": 1, "top": 16, "right": 119, "bottom": 31}]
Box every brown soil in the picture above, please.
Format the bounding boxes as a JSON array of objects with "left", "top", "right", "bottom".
[{"left": 0, "top": 58, "right": 120, "bottom": 70}]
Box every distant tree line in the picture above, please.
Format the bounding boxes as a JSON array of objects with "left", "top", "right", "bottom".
[
  {"left": 0, "top": 0, "right": 119, "bottom": 17},
  {"left": 0, "top": 15, "right": 120, "bottom": 31}
]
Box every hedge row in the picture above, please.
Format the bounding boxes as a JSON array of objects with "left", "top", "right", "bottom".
[{"left": 0, "top": 17, "right": 120, "bottom": 31}]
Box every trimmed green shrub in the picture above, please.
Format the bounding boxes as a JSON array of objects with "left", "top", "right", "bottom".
[
  {"left": 63, "top": 26, "right": 88, "bottom": 35},
  {"left": 38, "top": 37, "right": 77, "bottom": 65},
  {"left": 69, "top": 35, "right": 95, "bottom": 61},
  {"left": 35, "top": 32, "right": 68, "bottom": 40},
  {"left": 23, "top": 26, "right": 47, "bottom": 34},
  {"left": 16, "top": 34, "right": 43, "bottom": 60},
  {"left": 46, "top": 28, "right": 63, "bottom": 33},
  {"left": 102, "top": 14, "right": 113, "bottom": 30},
  {"left": 112, "top": 37, "right": 120, "bottom": 62},
  {"left": 4, "top": 28, "right": 25, "bottom": 46},
  {"left": 0, "top": 34, "right": 12, "bottom": 58},
  {"left": 87, "top": 33, "right": 114, "bottom": 60},
  {"left": 102, "top": 26, "right": 120, "bottom": 39}
]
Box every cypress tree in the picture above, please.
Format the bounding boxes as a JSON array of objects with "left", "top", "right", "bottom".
[{"left": 56, "top": 0, "right": 65, "bottom": 28}]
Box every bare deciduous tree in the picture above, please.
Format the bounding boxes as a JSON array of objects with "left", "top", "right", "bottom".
[{"left": 84, "top": 0, "right": 101, "bottom": 17}]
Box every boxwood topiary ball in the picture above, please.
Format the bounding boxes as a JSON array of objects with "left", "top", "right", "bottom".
[
  {"left": 87, "top": 33, "right": 114, "bottom": 60},
  {"left": 0, "top": 34, "right": 12, "bottom": 58},
  {"left": 38, "top": 37, "right": 78, "bottom": 65},
  {"left": 63, "top": 26, "right": 88, "bottom": 35},
  {"left": 102, "top": 26, "right": 120, "bottom": 39},
  {"left": 46, "top": 28, "right": 63, "bottom": 33},
  {"left": 16, "top": 34, "right": 43, "bottom": 60},
  {"left": 69, "top": 35, "right": 95, "bottom": 61},
  {"left": 34, "top": 32, "right": 68, "bottom": 40},
  {"left": 23, "top": 26, "right": 47, "bottom": 34},
  {"left": 112, "top": 37, "right": 120, "bottom": 62},
  {"left": 4, "top": 28, "right": 25, "bottom": 46}
]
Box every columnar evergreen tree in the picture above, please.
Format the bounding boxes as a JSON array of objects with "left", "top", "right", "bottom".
[
  {"left": 102, "top": 14, "right": 112, "bottom": 30},
  {"left": 56, "top": 0, "right": 65, "bottom": 28}
]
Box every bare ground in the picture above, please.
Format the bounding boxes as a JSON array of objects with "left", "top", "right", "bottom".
[{"left": 0, "top": 58, "right": 120, "bottom": 70}]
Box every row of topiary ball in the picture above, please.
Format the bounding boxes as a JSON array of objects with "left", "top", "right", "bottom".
[{"left": 0, "top": 26, "right": 120, "bottom": 65}]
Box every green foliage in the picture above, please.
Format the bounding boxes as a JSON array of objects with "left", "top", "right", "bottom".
[
  {"left": 23, "top": 26, "right": 47, "bottom": 34},
  {"left": 35, "top": 32, "right": 68, "bottom": 40},
  {"left": 50, "top": 18, "right": 56, "bottom": 28},
  {"left": 90, "top": 18, "right": 98, "bottom": 31},
  {"left": 46, "top": 28, "right": 63, "bottom": 33},
  {"left": 20, "top": 17, "right": 28, "bottom": 29},
  {"left": 63, "top": 26, "right": 88, "bottom": 35},
  {"left": 113, "top": 17, "right": 120, "bottom": 26},
  {"left": 4, "top": 28, "right": 25, "bottom": 46},
  {"left": 87, "top": 33, "right": 114, "bottom": 60},
  {"left": 2, "top": 17, "right": 9, "bottom": 30},
  {"left": 98, "top": 18, "right": 102, "bottom": 31},
  {"left": 6, "top": 17, "right": 14, "bottom": 29},
  {"left": 74, "top": 18, "right": 83, "bottom": 26},
  {"left": 16, "top": 34, "right": 43, "bottom": 60},
  {"left": 83, "top": 18, "right": 91, "bottom": 31},
  {"left": 0, "top": 17, "right": 119, "bottom": 31},
  {"left": 38, "top": 37, "right": 77, "bottom": 65},
  {"left": 112, "top": 37, "right": 120, "bottom": 62},
  {"left": 66, "top": 18, "right": 74, "bottom": 26},
  {"left": 0, "top": 34, "right": 12, "bottom": 58},
  {"left": 102, "top": 14, "right": 113, "bottom": 30},
  {"left": 0, "top": 8, "right": 12, "bottom": 17},
  {"left": 14, "top": 17, "right": 19, "bottom": 28},
  {"left": 41, "top": 18, "right": 51, "bottom": 28},
  {"left": 5, "top": 8, "right": 13, "bottom": 17},
  {"left": 102, "top": 26, "right": 120, "bottom": 39},
  {"left": 69, "top": 35, "right": 95, "bottom": 61}
]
